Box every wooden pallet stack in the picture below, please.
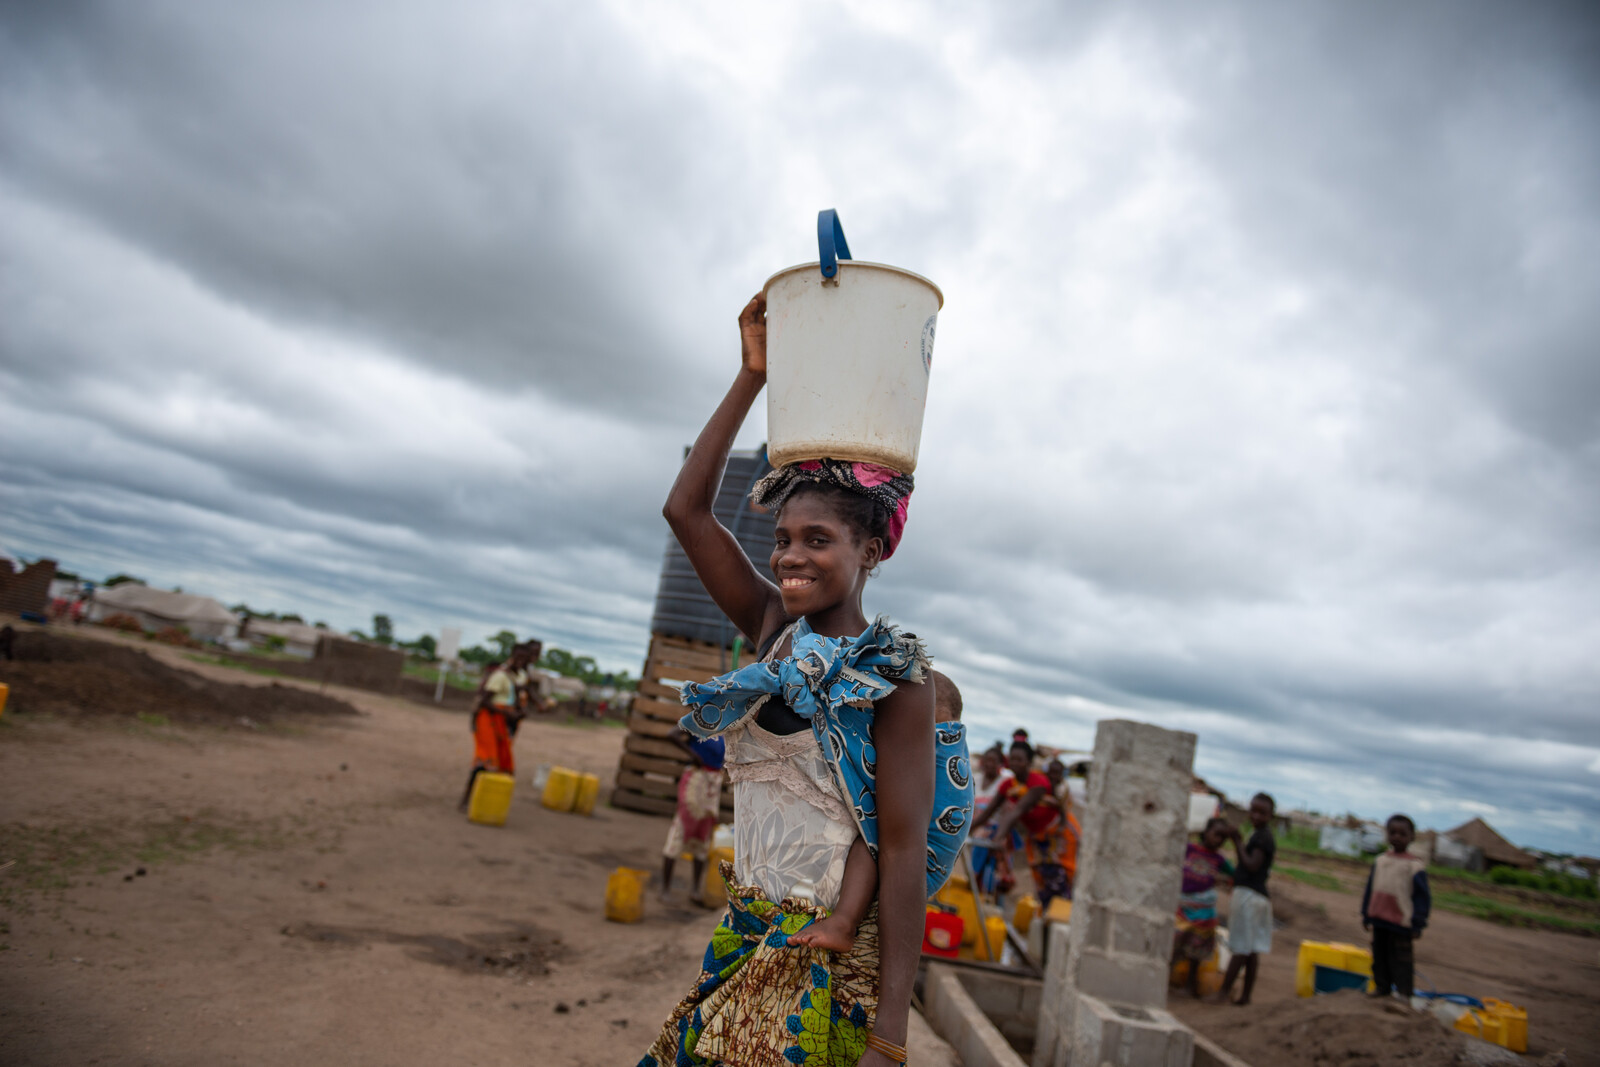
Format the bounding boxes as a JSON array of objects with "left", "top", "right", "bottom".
[{"left": 611, "top": 632, "right": 739, "bottom": 822}]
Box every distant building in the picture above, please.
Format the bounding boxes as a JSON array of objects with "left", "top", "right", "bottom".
[
  {"left": 239, "top": 618, "right": 332, "bottom": 658},
  {"left": 0, "top": 556, "right": 57, "bottom": 618},
  {"left": 1444, "top": 817, "right": 1538, "bottom": 871},
  {"left": 89, "top": 584, "right": 240, "bottom": 641}
]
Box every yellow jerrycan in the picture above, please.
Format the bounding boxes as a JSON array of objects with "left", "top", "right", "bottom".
[
  {"left": 467, "top": 772, "right": 515, "bottom": 827},
  {"left": 1012, "top": 894, "right": 1039, "bottom": 936},
  {"left": 980, "top": 914, "right": 1007, "bottom": 961},
  {"left": 606, "top": 867, "right": 650, "bottom": 923},
  {"left": 572, "top": 773, "right": 601, "bottom": 816},
  {"left": 701, "top": 845, "right": 736, "bottom": 908},
  {"left": 542, "top": 766, "right": 579, "bottom": 812}
]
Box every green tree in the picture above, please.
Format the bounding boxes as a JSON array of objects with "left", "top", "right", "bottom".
[
  {"left": 459, "top": 644, "right": 494, "bottom": 666},
  {"left": 399, "top": 634, "right": 438, "bottom": 661},
  {"left": 372, "top": 614, "right": 394, "bottom": 645},
  {"left": 539, "top": 648, "right": 603, "bottom": 685},
  {"left": 105, "top": 573, "right": 144, "bottom": 587},
  {"left": 489, "top": 630, "right": 517, "bottom": 659},
  {"left": 280, "top": 613, "right": 305, "bottom": 624}
]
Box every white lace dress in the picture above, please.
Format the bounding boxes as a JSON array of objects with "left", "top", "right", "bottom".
[{"left": 725, "top": 718, "right": 856, "bottom": 910}]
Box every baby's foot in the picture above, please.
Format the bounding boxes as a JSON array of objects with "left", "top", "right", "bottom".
[{"left": 787, "top": 913, "right": 856, "bottom": 953}]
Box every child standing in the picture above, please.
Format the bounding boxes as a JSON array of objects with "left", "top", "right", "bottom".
[
  {"left": 660, "top": 731, "right": 726, "bottom": 905},
  {"left": 1217, "top": 792, "right": 1276, "bottom": 1006},
  {"left": 1173, "top": 818, "right": 1234, "bottom": 997},
  {"left": 1362, "top": 813, "right": 1431, "bottom": 999}
]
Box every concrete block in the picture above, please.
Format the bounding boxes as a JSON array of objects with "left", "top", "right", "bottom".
[
  {"left": 1094, "top": 719, "right": 1197, "bottom": 776},
  {"left": 1038, "top": 719, "right": 1197, "bottom": 1066},
  {"left": 1082, "top": 902, "right": 1113, "bottom": 952},
  {"left": 1113, "top": 909, "right": 1176, "bottom": 960},
  {"left": 1031, "top": 995, "right": 1060, "bottom": 1067},
  {"left": 1075, "top": 950, "right": 1170, "bottom": 1009},
  {"left": 1070, "top": 992, "right": 1195, "bottom": 1067},
  {"left": 1035, "top": 923, "right": 1074, "bottom": 1067},
  {"left": 1084, "top": 864, "right": 1186, "bottom": 918}
]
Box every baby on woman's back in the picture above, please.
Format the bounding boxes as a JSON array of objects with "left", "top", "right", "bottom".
[{"left": 788, "top": 670, "right": 963, "bottom": 953}]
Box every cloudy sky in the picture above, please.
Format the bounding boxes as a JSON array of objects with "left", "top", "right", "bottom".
[{"left": 3, "top": 1, "right": 1596, "bottom": 853}]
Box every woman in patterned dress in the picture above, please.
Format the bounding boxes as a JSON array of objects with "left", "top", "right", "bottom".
[{"left": 641, "top": 293, "right": 943, "bottom": 1067}]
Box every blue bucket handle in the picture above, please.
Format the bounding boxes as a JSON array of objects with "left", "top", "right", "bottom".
[{"left": 818, "top": 209, "right": 853, "bottom": 278}]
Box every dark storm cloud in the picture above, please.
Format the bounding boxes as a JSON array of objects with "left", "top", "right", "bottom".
[
  {"left": 2, "top": 0, "right": 1597, "bottom": 854},
  {"left": 0, "top": 1, "right": 739, "bottom": 414}
]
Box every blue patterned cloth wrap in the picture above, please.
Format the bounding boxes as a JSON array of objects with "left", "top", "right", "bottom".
[{"left": 679, "top": 616, "right": 973, "bottom": 898}]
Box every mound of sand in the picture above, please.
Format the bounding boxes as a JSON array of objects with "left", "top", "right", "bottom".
[
  {"left": 1200, "top": 990, "right": 1532, "bottom": 1067},
  {"left": 1, "top": 631, "right": 358, "bottom": 724}
]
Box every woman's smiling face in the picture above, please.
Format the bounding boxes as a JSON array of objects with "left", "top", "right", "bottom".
[{"left": 771, "top": 492, "right": 878, "bottom": 618}]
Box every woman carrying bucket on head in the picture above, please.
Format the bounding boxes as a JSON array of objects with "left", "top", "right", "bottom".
[{"left": 638, "top": 218, "right": 967, "bottom": 1067}]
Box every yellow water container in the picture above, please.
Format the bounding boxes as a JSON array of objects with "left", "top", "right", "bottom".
[
  {"left": 572, "top": 772, "right": 601, "bottom": 816},
  {"left": 980, "top": 914, "right": 1007, "bottom": 960},
  {"left": 1454, "top": 1007, "right": 1504, "bottom": 1046},
  {"left": 467, "top": 772, "right": 515, "bottom": 827},
  {"left": 542, "top": 766, "right": 579, "bottom": 812},
  {"left": 1294, "top": 941, "right": 1373, "bottom": 997},
  {"left": 1482, "top": 999, "right": 1528, "bottom": 1054},
  {"left": 1170, "top": 952, "right": 1223, "bottom": 996},
  {"left": 1044, "top": 897, "right": 1073, "bottom": 925},
  {"left": 935, "top": 883, "right": 981, "bottom": 947},
  {"left": 606, "top": 867, "right": 649, "bottom": 923},
  {"left": 702, "top": 846, "right": 735, "bottom": 907},
  {"left": 0, "top": 681, "right": 9, "bottom": 718},
  {"left": 1012, "top": 894, "right": 1039, "bottom": 936}
]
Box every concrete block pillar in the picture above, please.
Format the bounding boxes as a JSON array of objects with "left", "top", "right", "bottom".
[{"left": 1032, "top": 719, "right": 1196, "bottom": 1067}]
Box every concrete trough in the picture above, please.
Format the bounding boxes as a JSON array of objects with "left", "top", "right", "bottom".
[{"left": 923, "top": 964, "right": 1032, "bottom": 1067}]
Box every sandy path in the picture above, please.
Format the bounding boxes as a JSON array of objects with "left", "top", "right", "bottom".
[{"left": 0, "top": 664, "right": 715, "bottom": 1066}]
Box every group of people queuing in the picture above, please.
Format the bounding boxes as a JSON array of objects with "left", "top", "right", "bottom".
[
  {"left": 1174, "top": 797, "right": 1432, "bottom": 1007},
  {"left": 967, "top": 730, "right": 1085, "bottom": 912},
  {"left": 457, "top": 639, "right": 548, "bottom": 811}
]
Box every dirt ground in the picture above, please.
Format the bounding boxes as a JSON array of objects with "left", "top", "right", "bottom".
[
  {"left": 1, "top": 629, "right": 1595, "bottom": 1066},
  {"left": 0, "top": 629, "right": 957, "bottom": 1067},
  {"left": 1166, "top": 848, "right": 1600, "bottom": 1064},
  {"left": 3, "top": 629, "right": 359, "bottom": 725}
]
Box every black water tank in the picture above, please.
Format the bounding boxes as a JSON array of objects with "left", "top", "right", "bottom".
[{"left": 649, "top": 448, "right": 775, "bottom": 648}]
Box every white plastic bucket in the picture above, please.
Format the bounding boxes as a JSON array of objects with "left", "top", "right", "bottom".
[{"left": 763, "top": 212, "right": 943, "bottom": 474}]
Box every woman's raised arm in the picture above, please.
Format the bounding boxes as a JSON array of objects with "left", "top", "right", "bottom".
[
  {"left": 863, "top": 676, "right": 935, "bottom": 1063},
  {"left": 662, "top": 294, "right": 785, "bottom": 645}
]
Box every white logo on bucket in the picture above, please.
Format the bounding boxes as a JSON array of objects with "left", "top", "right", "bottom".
[{"left": 921, "top": 315, "right": 937, "bottom": 374}]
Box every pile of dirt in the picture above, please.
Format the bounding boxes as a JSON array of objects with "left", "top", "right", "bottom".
[
  {"left": 1200, "top": 990, "right": 1534, "bottom": 1067},
  {"left": 0, "top": 631, "right": 358, "bottom": 725}
]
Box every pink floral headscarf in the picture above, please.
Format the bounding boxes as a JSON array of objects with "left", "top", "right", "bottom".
[{"left": 751, "top": 457, "right": 914, "bottom": 559}]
